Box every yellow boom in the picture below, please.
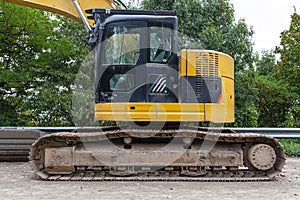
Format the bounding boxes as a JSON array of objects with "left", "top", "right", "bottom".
[{"left": 3, "top": 0, "right": 120, "bottom": 25}]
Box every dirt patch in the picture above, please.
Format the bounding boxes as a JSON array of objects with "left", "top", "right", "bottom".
[{"left": 0, "top": 157, "right": 299, "bottom": 200}]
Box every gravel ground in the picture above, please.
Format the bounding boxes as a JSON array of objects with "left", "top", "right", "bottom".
[{"left": 0, "top": 157, "right": 299, "bottom": 200}]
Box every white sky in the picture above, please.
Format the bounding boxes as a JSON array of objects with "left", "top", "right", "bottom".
[{"left": 230, "top": 0, "right": 300, "bottom": 53}]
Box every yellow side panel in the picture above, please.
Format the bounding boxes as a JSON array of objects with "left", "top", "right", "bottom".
[
  {"left": 223, "top": 77, "right": 234, "bottom": 122},
  {"left": 95, "top": 103, "right": 206, "bottom": 122},
  {"left": 205, "top": 77, "right": 234, "bottom": 123},
  {"left": 156, "top": 104, "right": 205, "bottom": 121},
  {"left": 125, "top": 104, "right": 155, "bottom": 120},
  {"left": 219, "top": 53, "right": 234, "bottom": 79},
  {"left": 218, "top": 52, "right": 234, "bottom": 122},
  {"left": 95, "top": 102, "right": 234, "bottom": 123},
  {"left": 205, "top": 104, "right": 226, "bottom": 123},
  {"left": 4, "top": 0, "right": 118, "bottom": 24}
]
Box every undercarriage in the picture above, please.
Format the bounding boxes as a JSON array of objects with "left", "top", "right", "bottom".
[{"left": 29, "top": 127, "right": 286, "bottom": 181}]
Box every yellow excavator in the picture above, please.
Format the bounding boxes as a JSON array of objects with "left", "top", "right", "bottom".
[{"left": 3, "top": 0, "right": 285, "bottom": 181}]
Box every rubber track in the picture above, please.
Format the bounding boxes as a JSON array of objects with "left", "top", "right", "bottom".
[{"left": 28, "top": 128, "right": 286, "bottom": 181}]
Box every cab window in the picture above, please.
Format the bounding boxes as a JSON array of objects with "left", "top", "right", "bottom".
[
  {"left": 104, "top": 25, "right": 141, "bottom": 65},
  {"left": 149, "top": 23, "right": 173, "bottom": 63}
]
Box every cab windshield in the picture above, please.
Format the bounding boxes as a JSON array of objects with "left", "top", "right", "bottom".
[{"left": 103, "top": 22, "right": 173, "bottom": 65}]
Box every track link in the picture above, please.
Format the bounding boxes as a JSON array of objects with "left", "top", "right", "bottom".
[{"left": 29, "top": 127, "right": 286, "bottom": 181}]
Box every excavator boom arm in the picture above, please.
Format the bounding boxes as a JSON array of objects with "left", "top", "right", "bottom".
[{"left": 3, "top": 0, "right": 120, "bottom": 25}]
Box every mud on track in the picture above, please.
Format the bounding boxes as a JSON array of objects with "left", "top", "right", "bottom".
[{"left": 0, "top": 157, "right": 299, "bottom": 200}]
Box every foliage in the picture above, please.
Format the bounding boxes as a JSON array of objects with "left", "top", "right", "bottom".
[
  {"left": 255, "top": 50, "right": 276, "bottom": 76},
  {"left": 71, "top": 51, "right": 98, "bottom": 127},
  {"left": 125, "top": 0, "right": 142, "bottom": 9},
  {"left": 254, "top": 42, "right": 300, "bottom": 128},
  {"left": 279, "top": 139, "right": 300, "bottom": 156},
  {"left": 273, "top": 13, "right": 300, "bottom": 127},
  {"left": 252, "top": 12, "right": 300, "bottom": 128},
  {"left": 0, "top": 2, "right": 88, "bottom": 126},
  {"left": 255, "top": 75, "right": 297, "bottom": 127},
  {"left": 274, "top": 13, "right": 300, "bottom": 92},
  {"left": 234, "top": 70, "right": 258, "bottom": 127}
]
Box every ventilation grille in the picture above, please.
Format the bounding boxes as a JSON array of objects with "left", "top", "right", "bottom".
[
  {"left": 196, "top": 52, "right": 219, "bottom": 77},
  {"left": 195, "top": 52, "right": 220, "bottom": 101}
]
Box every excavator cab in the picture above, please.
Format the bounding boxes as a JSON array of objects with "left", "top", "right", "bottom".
[
  {"left": 88, "top": 9, "right": 235, "bottom": 123},
  {"left": 91, "top": 9, "right": 179, "bottom": 105}
]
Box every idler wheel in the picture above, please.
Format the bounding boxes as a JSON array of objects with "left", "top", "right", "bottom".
[{"left": 247, "top": 144, "right": 276, "bottom": 170}]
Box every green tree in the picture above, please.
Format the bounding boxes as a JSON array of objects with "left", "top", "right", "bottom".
[
  {"left": 0, "top": 2, "right": 88, "bottom": 126},
  {"left": 275, "top": 13, "right": 300, "bottom": 92},
  {"left": 255, "top": 75, "right": 296, "bottom": 127},
  {"left": 253, "top": 12, "right": 300, "bottom": 128},
  {"left": 255, "top": 50, "right": 276, "bottom": 76},
  {"left": 274, "top": 12, "right": 300, "bottom": 127},
  {"left": 234, "top": 70, "right": 258, "bottom": 127}
]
